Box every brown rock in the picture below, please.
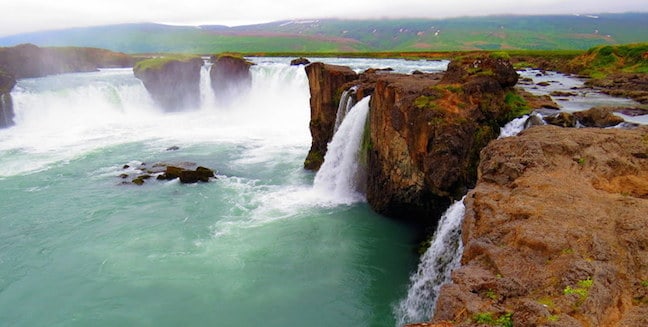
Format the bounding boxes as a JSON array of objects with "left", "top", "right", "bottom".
[
  {"left": 210, "top": 54, "right": 253, "bottom": 105},
  {"left": 545, "top": 112, "right": 577, "bottom": 127},
  {"left": 290, "top": 57, "right": 310, "bottom": 66},
  {"left": 134, "top": 56, "right": 203, "bottom": 111},
  {"left": 303, "top": 62, "right": 359, "bottom": 170},
  {"left": 573, "top": 106, "right": 625, "bottom": 128},
  {"left": 433, "top": 125, "right": 648, "bottom": 326}
]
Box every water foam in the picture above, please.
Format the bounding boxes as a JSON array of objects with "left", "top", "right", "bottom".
[
  {"left": 313, "top": 96, "right": 371, "bottom": 205},
  {"left": 395, "top": 197, "right": 466, "bottom": 325}
]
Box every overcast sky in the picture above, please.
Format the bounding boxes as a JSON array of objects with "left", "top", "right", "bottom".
[{"left": 1, "top": 0, "right": 647, "bottom": 37}]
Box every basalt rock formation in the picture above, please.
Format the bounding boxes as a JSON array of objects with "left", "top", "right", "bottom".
[
  {"left": 304, "top": 57, "right": 521, "bottom": 222},
  {"left": 304, "top": 62, "right": 359, "bottom": 170},
  {"left": 432, "top": 125, "right": 648, "bottom": 326},
  {"left": 210, "top": 54, "right": 253, "bottom": 106},
  {"left": 0, "top": 43, "right": 134, "bottom": 79},
  {"left": 133, "top": 56, "right": 203, "bottom": 111}
]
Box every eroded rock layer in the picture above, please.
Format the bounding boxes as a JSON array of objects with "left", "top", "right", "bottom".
[{"left": 433, "top": 125, "right": 648, "bottom": 327}]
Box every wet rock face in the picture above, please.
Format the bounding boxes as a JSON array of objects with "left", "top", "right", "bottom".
[
  {"left": 133, "top": 57, "right": 203, "bottom": 111},
  {"left": 120, "top": 162, "right": 216, "bottom": 185},
  {"left": 363, "top": 58, "right": 519, "bottom": 222},
  {"left": 210, "top": 55, "right": 253, "bottom": 105},
  {"left": 303, "top": 62, "right": 359, "bottom": 170},
  {"left": 303, "top": 57, "right": 521, "bottom": 223},
  {"left": 432, "top": 125, "right": 648, "bottom": 327},
  {"left": 0, "top": 69, "right": 16, "bottom": 128}
]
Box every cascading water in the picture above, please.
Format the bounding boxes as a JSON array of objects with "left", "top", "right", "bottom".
[
  {"left": 0, "top": 58, "right": 430, "bottom": 327},
  {"left": 313, "top": 96, "right": 371, "bottom": 205},
  {"left": 333, "top": 86, "right": 358, "bottom": 132},
  {"left": 395, "top": 197, "right": 466, "bottom": 326}
]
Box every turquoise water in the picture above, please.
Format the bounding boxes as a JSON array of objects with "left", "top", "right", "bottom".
[{"left": 0, "top": 59, "right": 450, "bottom": 326}]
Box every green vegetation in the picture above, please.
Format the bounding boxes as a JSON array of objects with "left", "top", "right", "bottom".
[
  {"left": 572, "top": 43, "right": 648, "bottom": 78},
  {"left": 133, "top": 54, "right": 200, "bottom": 72},
  {"left": 641, "top": 280, "right": 648, "bottom": 287},
  {"left": 474, "top": 312, "right": 514, "bottom": 327},
  {"left": 563, "top": 277, "right": 594, "bottom": 302},
  {"left": 504, "top": 91, "right": 531, "bottom": 120},
  {"left": 2, "top": 14, "right": 647, "bottom": 54},
  {"left": 414, "top": 95, "right": 440, "bottom": 110}
]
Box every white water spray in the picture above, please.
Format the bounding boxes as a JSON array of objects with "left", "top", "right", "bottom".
[
  {"left": 313, "top": 96, "right": 371, "bottom": 205},
  {"left": 395, "top": 197, "right": 466, "bottom": 326}
]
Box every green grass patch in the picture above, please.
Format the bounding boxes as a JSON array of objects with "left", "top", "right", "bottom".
[
  {"left": 133, "top": 54, "right": 200, "bottom": 72},
  {"left": 474, "top": 312, "right": 513, "bottom": 327}
]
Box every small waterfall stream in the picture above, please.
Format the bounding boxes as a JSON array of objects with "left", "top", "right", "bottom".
[
  {"left": 333, "top": 86, "right": 358, "bottom": 133},
  {"left": 395, "top": 197, "right": 466, "bottom": 325},
  {"left": 313, "top": 96, "right": 370, "bottom": 205}
]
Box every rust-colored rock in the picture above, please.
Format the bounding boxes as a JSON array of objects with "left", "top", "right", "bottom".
[
  {"left": 364, "top": 58, "right": 519, "bottom": 222},
  {"left": 432, "top": 125, "right": 648, "bottom": 326},
  {"left": 573, "top": 106, "right": 625, "bottom": 128},
  {"left": 304, "top": 62, "right": 359, "bottom": 170}
]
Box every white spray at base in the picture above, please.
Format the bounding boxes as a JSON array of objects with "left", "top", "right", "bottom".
[
  {"left": 313, "top": 96, "right": 371, "bottom": 205},
  {"left": 395, "top": 197, "right": 466, "bottom": 326}
]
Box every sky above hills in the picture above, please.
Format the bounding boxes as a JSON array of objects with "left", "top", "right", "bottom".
[{"left": 1, "top": 0, "right": 647, "bottom": 37}]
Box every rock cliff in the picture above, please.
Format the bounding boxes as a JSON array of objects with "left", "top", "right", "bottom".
[
  {"left": 210, "top": 54, "right": 253, "bottom": 106},
  {"left": 133, "top": 56, "right": 203, "bottom": 112},
  {"left": 304, "top": 57, "right": 522, "bottom": 223},
  {"left": 304, "top": 62, "right": 359, "bottom": 170},
  {"left": 0, "top": 43, "right": 134, "bottom": 79},
  {"left": 432, "top": 125, "right": 648, "bottom": 326},
  {"left": 0, "top": 68, "right": 15, "bottom": 128}
]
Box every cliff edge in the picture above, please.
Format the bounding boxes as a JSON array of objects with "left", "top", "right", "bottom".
[{"left": 432, "top": 125, "right": 648, "bottom": 326}]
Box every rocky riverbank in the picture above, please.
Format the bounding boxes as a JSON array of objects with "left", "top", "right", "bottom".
[{"left": 427, "top": 125, "right": 648, "bottom": 327}]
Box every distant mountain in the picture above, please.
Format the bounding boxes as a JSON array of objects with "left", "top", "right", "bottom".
[{"left": 1, "top": 13, "right": 647, "bottom": 53}]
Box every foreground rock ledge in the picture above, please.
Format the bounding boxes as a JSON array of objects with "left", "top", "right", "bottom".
[{"left": 432, "top": 125, "right": 648, "bottom": 327}]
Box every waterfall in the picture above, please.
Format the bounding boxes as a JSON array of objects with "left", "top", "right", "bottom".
[
  {"left": 0, "top": 93, "right": 14, "bottom": 128},
  {"left": 200, "top": 63, "right": 217, "bottom": 109},
  {"left": 333, "top": 86, "right": 358, "bottom": 132},
  {"left": 313, "top": 96, "right": 371, "bottom": 204},
  {"left": 395, "top": 197, "right": 466, "bottom": 326}
]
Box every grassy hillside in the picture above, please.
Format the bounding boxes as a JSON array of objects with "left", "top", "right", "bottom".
[{"left": 1, "top": 13, "right": 647, "bottom": 53}]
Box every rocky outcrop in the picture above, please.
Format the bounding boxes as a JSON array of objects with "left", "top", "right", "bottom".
[
  {"left": 133, "top": 56, "right": 203, "bottom": 111},
  {"left": 120, "top": 162, "right": 216, "bottom": 185},
  {"left": 304, "top": 57, "right": 523, "bottom": 222},
  {"left": 304, "top": 62, "right": 359, "bottom": 170},
  {"left": 363, "top": 57, "right": 520, "bottom": 222},
  {"left": 290, "top": 57, "right": 310, "bottom": 66},
  {"left": 0, "top": 43, "right": 134, "bottom": 79},
  {"left": 432, "top": 125, "right": 648, "bottom": 326},
  {"left": 0, "top": 68, "right": 15, "bottom": 128},
  {"left": 210, "top": 54, "right": 253, "bottom": 105}
]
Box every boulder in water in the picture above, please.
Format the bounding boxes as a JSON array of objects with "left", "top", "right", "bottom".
[
  {"left": 573, "top": 106, "right": 625, "bottom": 128},
  {"left": 120, "top": 162, "right": 216, "bottom": 185},
  {"left": 545, "top": 111, "right": 578, "bottom": 127},
  {"left": 133, "top": 55, "right": 203, "bottom": 111},
  {"left": 290, "top": 57, "right": 310, "bottom": 66}
]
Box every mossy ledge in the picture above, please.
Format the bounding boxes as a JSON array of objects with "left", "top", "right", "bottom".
[{"left": 133, "top": 55, "right": 203, "bottom": 111}]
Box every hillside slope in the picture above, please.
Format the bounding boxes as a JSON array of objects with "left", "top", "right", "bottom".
[{"left": 1, "top": 13, "right": 647, "bottom": 53}]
